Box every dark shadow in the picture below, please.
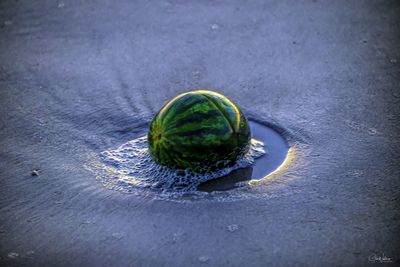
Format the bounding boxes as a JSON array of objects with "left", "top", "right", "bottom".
[{"left": 197, "top": 166, "right": 253, "bottom": 192}]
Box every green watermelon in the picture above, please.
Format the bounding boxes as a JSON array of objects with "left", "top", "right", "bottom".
[{"left": 148, "top": 90, "right": 251, "bottom": 173}]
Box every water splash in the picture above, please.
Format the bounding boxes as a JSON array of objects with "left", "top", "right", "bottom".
[{"left": 87, "top": 136, "right": 266, "bottom": 194}]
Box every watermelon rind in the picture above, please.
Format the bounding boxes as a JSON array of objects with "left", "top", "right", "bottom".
[{"left": 148, "top": 90, "right": 251, "bottom": 173}]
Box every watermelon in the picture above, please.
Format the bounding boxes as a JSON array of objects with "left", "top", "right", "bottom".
[{"left": 148, "top": 90, "right": 251, "bottom": 173}]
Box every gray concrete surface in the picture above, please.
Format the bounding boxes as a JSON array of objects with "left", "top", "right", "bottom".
[{"left": 0, "top": 0, "right": 399, "bottom": 266}]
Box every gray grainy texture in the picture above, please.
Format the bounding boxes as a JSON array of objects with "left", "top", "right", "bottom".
[{"left": 0, "top": 0, "right": 399, "bottom": 266}]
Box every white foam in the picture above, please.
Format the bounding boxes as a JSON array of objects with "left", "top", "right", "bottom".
[{"left": 88, "top": 136, "right": 266, "bottom": 194}]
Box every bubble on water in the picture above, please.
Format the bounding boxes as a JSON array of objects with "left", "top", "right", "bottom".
[
  {"left": 210, "top": 24, "right": 219, "bottom": 30},
  {"left": 87, "top": 136, "right": 265, "bottom": 194},
  {"left": 111, "top": 233, "right": 124, "bottom": 240},
  {"left": 227, "top": 224, "right": 239, "bottom": 232},
  {"left": 198, "top": 256, "right": 210, "bottom": 263},
  {"left": 7, "top": 252, "right": 19, "bottom": 259}
]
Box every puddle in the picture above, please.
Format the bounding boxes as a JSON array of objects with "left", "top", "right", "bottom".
[
  {"left": 87, "top": 120, "right": 290, "bottom": 196},
  {"left": 198, "top": 121, "right": 289, "bottom": 192}
]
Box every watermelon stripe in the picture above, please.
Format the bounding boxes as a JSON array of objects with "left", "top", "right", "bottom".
[
  {"left": 148, "top": 90, "right": 250, "bottom": 173},
  {"left": 159, "top": 139, "right": 184, "bottom": 162},
  {"left": 160, "top": 139, "right": 211, "bottom": 165},
  {"left": 163, "top": 109, "right": 225, "bottom": 134},
  {"left": 161, "top": 94, "right": 206, "bottom": 125},
  {"left": 159, "top": 137, "right": 237, "bottom": 168},
  {"left": 155, "top": 140, "right": 161, "bottom": 161},
  {"left": 159, "top": 142, "right": 178, "bottom": 166},
  {"left": 157, "top": 93, "right": 190, "bottom": 124},
  {"left": 202, "top": 94, "right": 236, "bottom": 133},
  {"left": 169, "top": 95, "right": 208, "bottom": 116},
  {"left": 168, "top": 98, "right": 216, "bottom": 123},
  {"left": 167, "top": 127, "right": 230, "bottom": 139},
  {"left": 164, "top": 117, "right": 227, "bottom": 136},
  {"left": 209, "top": 94, "right": 242, "bottom": 131}
]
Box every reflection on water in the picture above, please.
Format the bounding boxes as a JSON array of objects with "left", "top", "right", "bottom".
[
  {"left": 86, "top": 120, "right": 289, "bottom": 195},
  {"left": 197, "top": 121, "right": 289, "bottom": 191},
  {"left": 250, "top": 121, "right": 289, "bottom": 179},
  {"left": 197, "top": 166, "right": 253, "bottom": 192}
]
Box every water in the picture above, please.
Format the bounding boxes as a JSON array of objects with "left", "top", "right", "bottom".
[
  {"left": 87, "top": 121, "right": 289, "bottom": 195},
  {"left": 249, "top": 121, "right": 289, "bottom": 179},
  {"left": 198, "top": 121, "right": 289, "bottom": 191}
]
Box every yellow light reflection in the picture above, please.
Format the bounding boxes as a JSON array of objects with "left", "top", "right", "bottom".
[
  {"left": 158, "top": 92, "right": 189, "bottom": 119},
  {"left": 249, "top": 146, "right": 296, "bottom": 186}
]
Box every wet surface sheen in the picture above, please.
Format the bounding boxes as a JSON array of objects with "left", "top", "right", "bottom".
[
  {"left": 89, "top": 120, "right": 287, "bottom": 194},
  {"left": 198, "top": 121, "right": 289, "bottom": 192},
  {"left": 88, "top": 121, "right": 266, "bottom": 195}
]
